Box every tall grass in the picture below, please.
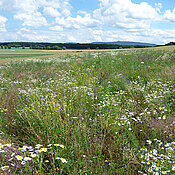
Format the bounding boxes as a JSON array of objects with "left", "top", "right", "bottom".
[{"left": 0, "top": 49, "right": 175, "bottom": 174}]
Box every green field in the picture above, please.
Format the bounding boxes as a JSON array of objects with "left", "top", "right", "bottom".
[
  {"left": 0, "top": 54, "right": 51, "bottom": 59},
  {"left": 0, "top": 47, "right": 175, "bottom": 174}
]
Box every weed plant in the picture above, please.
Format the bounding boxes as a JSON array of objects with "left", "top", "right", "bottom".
[{"left": 0, "top": 49, "right": 175, "bottom": 174}]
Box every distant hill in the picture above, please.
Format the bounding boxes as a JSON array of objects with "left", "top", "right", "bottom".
[{"left": 92, "top": 41, "right": 156, "bottom": 47}]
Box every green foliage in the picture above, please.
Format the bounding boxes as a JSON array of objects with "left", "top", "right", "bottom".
[
  {"left": 0, "top": 49, "right": 174, "bottom": 174},
  {"left": 0, "top": 54, "right": 51, "bottom": 59}
]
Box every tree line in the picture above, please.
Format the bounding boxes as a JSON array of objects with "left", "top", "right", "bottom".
[{"left": 0, "top": 42, "right": 152, "bottom": 50}]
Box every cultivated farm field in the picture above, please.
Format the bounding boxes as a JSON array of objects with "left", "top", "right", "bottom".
[{"left": 0, "top": 46, "right": 175, "bottom": 174}]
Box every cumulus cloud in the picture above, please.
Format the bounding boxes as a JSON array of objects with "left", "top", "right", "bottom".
[
  {"left": 43, "top": 7, "right": 61, "bottom": 17},
  {"left": 2, "top": 23, "right": 175, "bottom": 44},
  {"left": 14, "top": 12, "right": 48, "bottom": 27},
  {"left": 0, "top": 0, "right": 72, "bottom": 27},
  {"left": 90, "top": 28, "right": 175, "bottom": 44},
  {"left": 55, "top": 13, "right": 99, "bottom": 29},
  {"left": 0, "top": 15, "right": 7, "bottom": 32},
  {"left": 0, "top": 0, "right": 175, "bottom": 44},
  {"left": 163, "top": 8, "right": 175, "bottom": 22},
  {"left": 93, "top": 0, "right": 159, "bottom": 30},
  {"left": 43, "top": 0, "right": 72, "bottom": 17}
]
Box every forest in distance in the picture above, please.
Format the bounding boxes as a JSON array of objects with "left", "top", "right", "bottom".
[{"left": 0, "top": 41, "right": 167, "bottom": 50}]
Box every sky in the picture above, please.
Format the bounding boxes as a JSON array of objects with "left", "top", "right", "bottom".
[{"left": 0, "top": 0, "right": 175, "bottom": 44}]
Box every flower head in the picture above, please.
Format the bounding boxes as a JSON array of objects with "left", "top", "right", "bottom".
[
  {"left": 146, "top": 140, "right": 152, "bottom": 145},
  {"left": 1, "top": 166, "right": 9, "bottom": 171},
  {"left": 15, "top": 155, "right": 23, "bottom": 161},
  {"left": 24, "top": 157, "right": 32, "bottom": 161},
  {"left": 56, "top": 157, "right": 67, "bottom": 163}
]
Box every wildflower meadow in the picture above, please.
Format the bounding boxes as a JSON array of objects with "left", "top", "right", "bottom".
[{"left": 0, "top": 48, "right": 175, "bottom": 174}]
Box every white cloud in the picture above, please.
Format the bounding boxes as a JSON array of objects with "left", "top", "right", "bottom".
[
  {"left": 0, "top": 0, "right": 43, "bottom": 13},
  {"left": 43, "top": 7, "right": 60, "bottom": 17},
  {"left": 42, "top": 0, "right": 72, "bottom": 17},
  {"left": 93, "top": 0, "right": 159, "bottom": 30},
  {"left": 155, "top": 3, "right": 162, "bottom": 13},
  {"left": 90, "top": 28, "right": 175, "bottom": 44},
  {"left": 14, "top": 12, "right": 48, "bottom": 27},
  {"left": 139, "top": 29, "right": 175, "bottom": 44},
  {"left": 16, "top": 29, "right": 65, "bottom": 42},
  {"left": 0, "top": 0, "right": 175, "bottom": 45},
  {"left": 0, "top": 15, "right": 7, "bottom": 32},
  {"left": 21, "top": 28, "right": 30, "bottom": 32},
  {"left": 163, "top": 8, "right": 175, "bottom": 22},
  {"left": 49, "top": 25, "right": 63, "bottom": 31},
  {"left": 55, "top": 14, "right": 99, "bottom": 29},
  {"left": 2, "top": 24, "right": 175, "bottom": 44},
  {"left": 0, "top": 0, "right": 72, "bottom": 27}
]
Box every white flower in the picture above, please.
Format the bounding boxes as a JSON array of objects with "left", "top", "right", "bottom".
[
  {"left": 28, "top": 146, "right": 33, "bottom": 151},
  {"left": 1, "top": 166, "right": 9, "bottom": 170},
  {"left": 56, "top": 157, "right": 68, "bottom": 163},
  {"left": 152, "top": 164, "right": 156, "bottom": 168},
  {"left": 19, "top": 146, "right": 28, "bottom": 152},
  {"left": 5, "top": 144, "right": 12, "bottom": 147},
  {"left": 140, "top": 154, "right": 144, "bottom": 158},
  {"left": 21, "top": 161, "right": 26, "bottom": 165},
  {"left": 15, "top": 155, "right": 23, "bottom": 160},
  {"left": 24, "top": 157, "right": 32, "bottom": 161},
  {"left": 36, "top": 149, "right": 42, "bottom": 153},
  {"left": 30, "top": 153, "right": 37, "bottom": 158},
  {"left": 41, "top": 148, "right": 47, "bottom": 152},
  {"left": 154, "top": 167, "right": 159, "bottom": 171},
  {"left": 146, "top": 140, "right": 152, "bottom": 144},
  {"left": 145, "top": 157, "right": 149, "bottom": 161},
  {"left": 60, "top": 158, "right": 67, "bottom": 163},
  {"left": 164, "top": 143, "right": 170, "bottom": 147},
  {"left": 148, "top": 167, "right": 153, "bottom": 172},
  {"left": 35, "top": 144, "right": 42, "bottom": 148},
  {"left": 162, "top": 115, "right": 166, "bottom": 120},
  {"left": 153, "top": 149, "right": 157, "bottom": 155},
  {"left": 59, "top": 144, "right": 64, "bottom": 149}
]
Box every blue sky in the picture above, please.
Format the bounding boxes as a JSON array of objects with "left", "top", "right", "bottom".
[{"left": 0, "top": 0, "right": 175, "bottom": 44}]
